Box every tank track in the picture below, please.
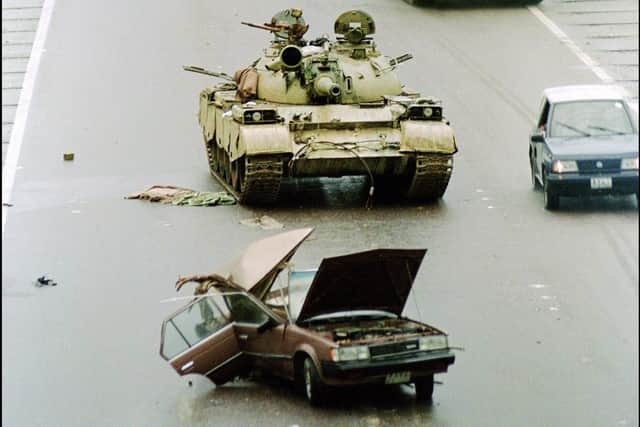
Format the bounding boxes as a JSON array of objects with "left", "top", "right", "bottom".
[
  {"left": 405, "top": 153, "right": 454, "bottom": 201},
  {"left": 204, "top": 136, "right": 283, "bottom": 205}
]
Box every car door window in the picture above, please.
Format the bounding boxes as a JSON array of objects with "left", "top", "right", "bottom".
[
  {"left": 161, "top": 321, "right": 190, "bottom": 360},
  {"left": 537, "top": 99, "right": 550, "bottom": 131},
  {"left": 224, "top": 293, "right": 271, "bottom": 325},
  {"left": 161, "top": 296, "right": 231, "bottom": 360}
]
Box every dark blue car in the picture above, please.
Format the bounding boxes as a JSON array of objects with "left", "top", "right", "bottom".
[{"left": 529, "top": 85, "right": 639, "bottom": 209}]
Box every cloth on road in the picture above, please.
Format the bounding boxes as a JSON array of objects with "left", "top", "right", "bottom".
[{"left": 126, "top": 185, "right": 236, "bottom": 206}]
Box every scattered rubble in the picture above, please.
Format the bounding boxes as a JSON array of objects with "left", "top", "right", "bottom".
[{"left": 239, "top": 215, "right": 283, "bottom": 230}]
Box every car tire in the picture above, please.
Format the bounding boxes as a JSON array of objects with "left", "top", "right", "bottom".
[
  {"left": 530, "top": 158, "right": 541, "bottom": 190},
  {"left": 303, "top": 357, "right": 326, "bottom": 406},
  {"left": 543, "top": 179, "right": 559, "bottom": 210},
  {"left": 414, "top": 374, "right": 434, "bottom": 402}
]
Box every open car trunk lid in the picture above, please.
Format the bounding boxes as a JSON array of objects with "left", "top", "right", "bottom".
[
  {"left": 217, "top": 228, "right": 314, "bottom": 300},
  {"left": 296, "top": 249, "right": 427, "bottom": 323}
]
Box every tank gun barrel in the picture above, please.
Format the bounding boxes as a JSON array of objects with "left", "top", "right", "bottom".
[
  {"left": 241, "top": 21, "right": 288, "bottom": 33},
  {"left": 182, "top": 65, "right": 234, "bottom": 82},
  {"left": 388, "top": 53, "right": 413, "bottom": 67}
]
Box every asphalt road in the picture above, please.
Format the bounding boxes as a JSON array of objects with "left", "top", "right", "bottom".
[{"left": 2, "top": 1, "right": 638, "bottom": 426}]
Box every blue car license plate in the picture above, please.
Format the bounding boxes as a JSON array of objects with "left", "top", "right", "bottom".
[{"left": 590, "top": 177, "right": 612, "bottom": 189}]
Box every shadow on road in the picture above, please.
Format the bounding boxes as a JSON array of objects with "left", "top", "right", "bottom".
[{"left": 177, "top": 376, "right": 442, "bottom": 427}]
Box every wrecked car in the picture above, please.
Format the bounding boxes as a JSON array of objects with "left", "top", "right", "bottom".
[{"left": 159, "top": 228, "right": 455, "bottom": 405}]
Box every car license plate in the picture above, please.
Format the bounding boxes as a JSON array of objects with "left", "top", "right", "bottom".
[
  {"left": 590, "top": 176, "right": 612, "bottom": 189},
  {"left": 385, "top": 371, "right": 411, "bottom": 384}
]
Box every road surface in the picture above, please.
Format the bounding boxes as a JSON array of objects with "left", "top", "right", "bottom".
[{"left": 2, "top": 1, "right": 638, "bottom": 426}]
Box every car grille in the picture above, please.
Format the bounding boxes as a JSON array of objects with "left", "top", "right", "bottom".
[
  {"left": 578, "top": 159, "right": 620, "bottom": 174},
  {"left": 369, "top": 339, "right": 420, "bottom": 359}
]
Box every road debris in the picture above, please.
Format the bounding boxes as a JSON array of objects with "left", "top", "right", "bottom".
[
  {"left": 239, "top": 215, "right": 284, "bottom": 229},
  {"left": 63, "top": 153, "right": 75, "bottom": 161},
  {"left": 126, "top": 185, "right": 236, "bottom": 206},
  {"left": 35, "top": 276, "right": 57, "bottom": 287}
]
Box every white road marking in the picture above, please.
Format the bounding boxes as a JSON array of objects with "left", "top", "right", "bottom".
[
  {"left": 2, "top": 0, "right": 56, "bottom": 235},
  {"left": 528, "top": 6, "right": 614, "bottom": 83},
  {"left": 528, "top": 6, "right": 638, "bottom": 114}
]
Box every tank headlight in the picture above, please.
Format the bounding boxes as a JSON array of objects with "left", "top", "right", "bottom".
[
  {"left": 330, "top": 346, "right": 370, "bottom": 362},
  {"left": 419, "top": 335, "right": 448, "bottom": 351},
  {"left": 552, "top": 160, "right": 578, "bottom": 173},
  {"left": 621, "top": 157, "right": 639, "bottom": 170},
  {"left": 423, "top": 107, "right": 433, "bottom": 118},
  {"left": 251, "top": 111, "right": 263, "bottom": 122}
]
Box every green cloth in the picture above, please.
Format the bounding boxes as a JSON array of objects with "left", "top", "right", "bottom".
[{"left": 171, "top": 191, "right": 236, "bottom": 206}]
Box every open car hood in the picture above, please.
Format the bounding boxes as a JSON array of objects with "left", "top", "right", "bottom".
[
  {"left": 217, "top": 228, "right": 314, "bottom": 300},
  {"left": 296, "top": 249, "right": 427, "bottom": 323}
]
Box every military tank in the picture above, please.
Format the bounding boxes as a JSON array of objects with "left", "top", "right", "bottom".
[{"left": 185, "top": 9, "right": 457, "bottom": 205}]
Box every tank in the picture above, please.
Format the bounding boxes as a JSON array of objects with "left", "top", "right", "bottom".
[{"left": 185, "top": 9, "right": 458, "bottom": 205}]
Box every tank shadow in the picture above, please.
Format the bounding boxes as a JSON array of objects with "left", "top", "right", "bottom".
[{"left": 277, "top": 176, "right": 446, "bottom": 210}]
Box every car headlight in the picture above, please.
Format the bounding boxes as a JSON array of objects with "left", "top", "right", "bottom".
[
  {"left": 621, "top": 157, "right": 639, "bottom": 170},
  {"left": 423, "top": 107, "right": 433, "bottom": 118},
  {"left": 419, "top": 335, "right": 448, "bottom": 351},
  {"left": 552, "top": 160, "right": 578, "bottom": 173},
  {"left": 330, "top": 346, "right": 370, "bottom": 362}
]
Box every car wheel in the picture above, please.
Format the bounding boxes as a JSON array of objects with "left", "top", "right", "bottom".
[
  {"left": 543, "top": 178, "right": 559, "bottom": 210},
  {"left": 530, "top": 158, "right": 541, "bottom": 190},
  {"left": 303, "top": 357, "right": 326, "bottom": 406},
  {"left": 414, "top": 374, "right": 434, "bottom": 402}
]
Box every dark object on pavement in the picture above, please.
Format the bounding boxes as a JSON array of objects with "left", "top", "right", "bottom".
[
  {"left": 529, "top": 85, "right": 639, "bottom": 210},
  {"left": 159, "top": 228, "right": 455, "bottom": 405},
  {"left": 35, "top": 276, "right": 57, "bottom": 287}
]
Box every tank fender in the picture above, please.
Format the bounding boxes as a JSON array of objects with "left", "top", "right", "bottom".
[
  {"left": 400, "top": 120, "right": 457, "bottom": 154},
  {"left": 199, "top": 88, "right": 216, "bottom": 141},
  {"left": 232, "top": 124, "right": 292, "bottom": 162}
]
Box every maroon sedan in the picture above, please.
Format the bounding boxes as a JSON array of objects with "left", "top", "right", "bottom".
[{"left": 160, "top": 228, "right": 455, "bottom": 405}]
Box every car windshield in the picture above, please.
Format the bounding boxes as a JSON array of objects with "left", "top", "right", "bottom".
[{"left": 549, "top": 100, "right": 634, "bottom": 138}]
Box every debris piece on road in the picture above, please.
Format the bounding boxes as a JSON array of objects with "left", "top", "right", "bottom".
[
  {"left": 63, "top": 153, "right": 75, "bottom": 161},
  {"left": 126, "top": 185, "right": 236, "bottom": 206},
  {"left": 35, "top": 276, "right": 57, "bottom": 287},
  {"left": 2, "top": 203, "right": 13, "bottom": 207},
  {"left": 239, "top": 215, "right": 283, "bottom": 230}
]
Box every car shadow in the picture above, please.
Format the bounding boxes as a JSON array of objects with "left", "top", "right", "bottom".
[
  {"left": 553, "top": 195, "right": 639, "bottom": 214},
  {"left": 185, "top": 376, "right": 440, "bottom": 421}
]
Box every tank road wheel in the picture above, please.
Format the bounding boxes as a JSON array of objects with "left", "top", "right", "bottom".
[
  {"left": 231, "top": 157, "right": 245, "bottom": 194},
  {"left": 414, "top": 374, "right": 434, "bottom": 402},
  {"left": 220, "top": 150, "right": 231, "bottom": 183},
  {"left": 203, "top": 135, "right": 218, "bottom": 175},
  {"left": 303, "top": 357, "right": 326, "bottom": 406},
  {"left": 404, "top": 154, "right": 453, "bottom": 202}
]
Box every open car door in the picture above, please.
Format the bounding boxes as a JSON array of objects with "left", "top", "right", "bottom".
[{"left": 160, "top": 295, "right": 246, "bottom": 385}]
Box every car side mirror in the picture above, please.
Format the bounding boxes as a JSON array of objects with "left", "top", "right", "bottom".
[
  {"left": 531, "top": 133, "right": 544, "bottom": 143},
  {"left": 257, "top": 317, "right": 275, "bottom": 333}
]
